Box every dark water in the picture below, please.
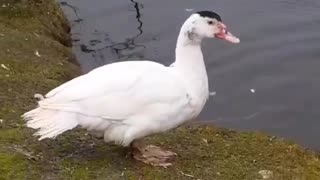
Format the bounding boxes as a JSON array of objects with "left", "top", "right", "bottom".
[{"left": 59, "top": 0, "right": 320, "bottom": 150}]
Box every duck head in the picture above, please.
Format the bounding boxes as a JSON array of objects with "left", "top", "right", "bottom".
[{"left": 182, "top": 10, "right": 240, "bottom": 44}]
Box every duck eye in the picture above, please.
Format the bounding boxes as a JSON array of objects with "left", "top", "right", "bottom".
[{"left": 208, "top": 21, "right": 214, "bottom": 25}]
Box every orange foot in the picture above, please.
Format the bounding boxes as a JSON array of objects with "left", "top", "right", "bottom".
[{"left": 131, "top": 140, "right": 177, "bottom": 168}]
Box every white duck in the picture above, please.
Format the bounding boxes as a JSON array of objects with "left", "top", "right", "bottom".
[{"left": 23, "top": 11, "right": 239, "bottom": 167}]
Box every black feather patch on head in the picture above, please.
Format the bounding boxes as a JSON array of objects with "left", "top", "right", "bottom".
[{"left": 196, "top": 11, "right": 222, "bottom": 21}]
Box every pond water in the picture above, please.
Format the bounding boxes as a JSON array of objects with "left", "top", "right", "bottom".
[{"left": 59, "top": 0, "right": 320, "bottom": 150}]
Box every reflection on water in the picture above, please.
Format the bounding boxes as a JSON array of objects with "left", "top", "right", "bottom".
[
  {"left": 60, "top": 1, "right": 82, "bottom": 23},
  {"left": 60, "top": 0, "right": 320, "bottom": 150},
  {"left": 61, "top": 0, "right": 145, "bottom": 62}
]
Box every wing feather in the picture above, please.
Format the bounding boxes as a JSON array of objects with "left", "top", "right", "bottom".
[{"left": 42, "top": 61, "right": 187, "bottom": 120}]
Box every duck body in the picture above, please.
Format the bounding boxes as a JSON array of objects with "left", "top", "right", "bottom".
[
  {"left": 33, "top": 58, "right": 208, "bottom": 146},
  {"left": 23, "top": 10, "right": 239, "bottom": 167}
]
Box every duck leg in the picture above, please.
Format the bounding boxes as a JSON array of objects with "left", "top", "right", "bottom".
[{"left": 130, "top": 139, "right": 177, "bottom": 168}]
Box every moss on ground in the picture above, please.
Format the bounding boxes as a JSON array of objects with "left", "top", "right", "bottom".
[{"left": 0, "top": 0, "right": 320, "bottom": 179}]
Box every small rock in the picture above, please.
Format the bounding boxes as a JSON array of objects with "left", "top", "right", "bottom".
[
  {"left": 0, "top": 33, "right": 4, "bottom": 37},
  {"left": 33, "top": 32, "right": 40, "bottom": 37},
  {"left": 0, "top": 119, "right": 3, "bottom": 123},
  {"left": 2, "top": 4, "right": 7, "bottom": 8},
  {"left": 1, "top": 64, "right": 9, "bottom": 70},
  {"left": 259, "top": 170, "right": 273, "bottom": 179},
  {"left": 269, "top": 136, "right": 276, "bottom": 142},
  {"left": 180, "top": 171, "right": 194, "bottom": 178},
  {"left": 250, "top": 89, "right": 256, "bottom": 93},
  {"left": 35, "top": 50, "right": 41, "bottom": 57},
  {"left": 202, "top": 138, "right": 208, "bottom": 145}
]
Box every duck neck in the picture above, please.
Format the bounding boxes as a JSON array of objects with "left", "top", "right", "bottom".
[{"left": 173, "top": 24, "right": 209, "bottom": 99}]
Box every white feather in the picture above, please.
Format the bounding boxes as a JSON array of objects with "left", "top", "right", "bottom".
[{"left": 23, "top": 107, "right": 78, "bottom": 140}]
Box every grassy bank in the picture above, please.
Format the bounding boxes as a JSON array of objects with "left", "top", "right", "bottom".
[{"left": 0, "top": 0, "right": 320, "bottom": 179}]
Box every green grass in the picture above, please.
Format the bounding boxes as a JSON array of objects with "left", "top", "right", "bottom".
[{"left": 0, "top": 0, "right": 319, "bottom": 179}]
